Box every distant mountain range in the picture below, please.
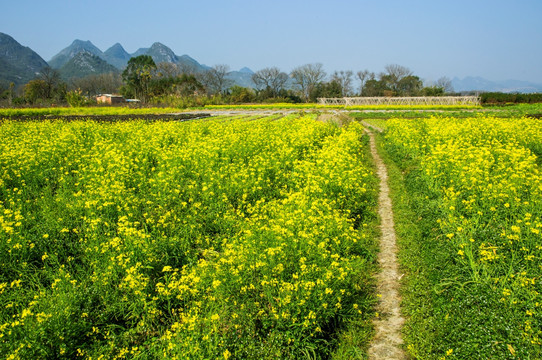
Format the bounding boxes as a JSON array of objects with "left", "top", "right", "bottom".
[
  {"left": 451, "top": 76, "right": 542, "bottom": 93},
  {"left": 1, "top": 31, "right": 542, "bottom": 93},
  {"left": 49, "top": 39, "right": 211, "bottom": 74},
  {"left": 58, "top": 51, "right": 118, "bottom": 79},
  {"left": 0, "top": 32, "right": 253, "bottom": 88}
]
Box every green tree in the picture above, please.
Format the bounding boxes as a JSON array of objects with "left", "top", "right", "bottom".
[
  {"left": 122, "top": 55, "right": 157, "bottom": 102},
  {"left": 228, "top": 85, "right": 255, "bottom": 103},
  {"left": 24, "top": 68, "right": 67, "bottom": 105},
  {"left": 24, "top": 79, "right": 49, "bottom": 103},
  {"left": 65, "top": 89, "right": 93, "bottom": 107},
  {"left": 310, "top": 80, "right": 343, "bottom": 100},
  {"left": 174, "top": 73, "right": 204, "bottom": 97},
  {"left": 421, "top": 86, "right": 445, "bottom": 96},
  {"left": 362, "top": 79, "right": 388, "bottom": 96},
  {"left": 357, "top": 70, "right": 375, "bottom": 95},
  {"left": 149, "top": 73, "right": 204, "bottom": 98},
  {"left": 396, "top": 75, "right": 423, "bottom": 96},
  {"left": 379, "top": 64, "right": 414, "bottom": 95}
]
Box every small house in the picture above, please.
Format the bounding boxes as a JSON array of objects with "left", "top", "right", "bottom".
[{"left": 96, "top": 94, "right": 125, "bottom": 105}]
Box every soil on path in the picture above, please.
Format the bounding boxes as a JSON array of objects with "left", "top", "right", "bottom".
[
  {"left": 1, "top": 113, "right": 212, "bottom": 122},
  {"left": 366, "top": 127, "right": 407, "bottom": 359}
]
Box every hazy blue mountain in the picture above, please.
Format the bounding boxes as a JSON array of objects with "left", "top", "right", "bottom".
[
  {"left": 104, "top": 43, "right": 131, "bottom": 69},
  {"left": 177, "top": 54, "right": 207, "bottom": 72},
  {"left": 58, "top": 51, "right": 119, "bottom": 80},
  {"left": 0, "top": 32, "right": 49, "bottom": 86},
  {"left": 452, "top": 76, "right": 542, "bottom": 93},
  {"left": 126, "top": 44, "right": 208, "bottom": 72},
  {"left": 49, "top": 39, "right": 105, "bottom": 69},
  {"left": 498, "top": 79, "right": 542, "bottom": 93},
  {"left": 239, "top": 67, "right": 254, "bottom": 74},
  {"left": 145, "top": 42, "right": 178, "bottom": 64},
  {"left": 131, "top": 47, "right": 149, "bottom": 58},
  {"left": 1, "top": 34, "right": 264, "bottom": 89},
  {"left": 226, "top": 70, "right": 256, "bottom": 88}
]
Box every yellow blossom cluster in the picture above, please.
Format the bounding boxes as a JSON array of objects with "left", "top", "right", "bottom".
[
  {"left": 386, "top": 115, "right": 542, "bottom": 352},
  {"left": 0, "top": 114, "right": 377, "bottom": 359}
]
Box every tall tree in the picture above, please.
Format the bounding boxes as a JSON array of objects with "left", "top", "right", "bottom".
[
  {"left": 8, "top": 82, "right": 14, "bottom": 106},
  {"left": 380, "top": 64, "right": 413, "bottom": 94},
  {"left": 122, "top": 55, "right": 157, "bottom": 102},
  {"left": 331, "top": 70, "right": 354, "bottom": 97},
  {"left": 396, "top": 75, "right": 423, "bottom": 96},
  {"left": 311, "top": 79, "right": 343, "bottom": 99},
  {"left": 24, "top": 80, "right": 49, "bottom": 103},
  {"left": 252, "top": 67, "right": 289, "bottom": 98},
  {"left": 24, "top": 67, "right": 66, "bottom": 103},
  {"left": 70, "top": 72, "right": 122, "bottom": 96},
  {"left": 290, "top": 63, "right": 326, "bottom": 102},
  {"left": 174, "top": 73, "right": 204, "bottom": 97},
  {"left": 435, "top": 76, "right": 454, "bottom": 94},
  {"left": 356, "top": 70, "right": 375, "bottom": 96},
  {"left": 201, "top": 64, "right": 232, "bottom": 95},
  {"left": 156, "top": 62, "right": 181, "bottom": 78},
  {"left": 37, "top": 67, "right": 65, "bottom": 99}
]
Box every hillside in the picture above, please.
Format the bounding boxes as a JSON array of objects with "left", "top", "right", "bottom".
[
  {"left": 0, "top": 32, "right": 48, "bottom": 86},
  {"left": 59, "top": 51, "right": 119, "bottom": 80},
  {"left": 49, "top": 39, "right": 106, "bottom": 69},
  {"left": 104, "top": 43, "right": 131, "bottom": 69},
  {"left": 226, "top": 69, "right": 255, "bottom": 88},
  {"left": 49, "top": 39, "right": 209, "bottom": 74}
]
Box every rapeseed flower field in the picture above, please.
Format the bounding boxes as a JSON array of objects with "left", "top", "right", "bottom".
[
  {"left": 0, "top": 114, "right": 377, "bottom": 359},
  {"left": 385, "top": 115, "right": 542, "bottom": 359}
]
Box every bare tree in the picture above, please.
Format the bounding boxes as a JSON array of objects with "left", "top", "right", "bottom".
[
  {"left": 70, "top": 72, "right": 123, "bottom": 96},
  {"left": 290, "top": 63, "right": 326, "bottom": 102},
  {"left": 37, "top": 67, "right": 65, "bottom": 99},
  {"left": 201, "top": 64, "right": 232, "bottom": 95},
  {"left": 435, "top": 76, "right": 454, "bottom": 93},
  {"left": 380, "top": 64, "right": 414, "bottom": 94},
  {"left": 356, "top": 70, "right": 375, "bottom": 96},
  {"left": 383, "top": 64, "right": 413, "bottom": 81},
  {"left": 331, "top": 70, "right": 354, "bottom": 97},
  {"left": 252, "top": 67, "right": 289, "bottom": 97},
  {"left": 178, "top": 63, "right": 199, "bottom": 75},
  {"left": 156, "top": 62, "right": 181, "bottom": 78}
]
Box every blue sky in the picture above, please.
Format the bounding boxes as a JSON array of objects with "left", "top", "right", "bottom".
[{"left": 2, "top": 0, "right": 542, "bottom": 83}]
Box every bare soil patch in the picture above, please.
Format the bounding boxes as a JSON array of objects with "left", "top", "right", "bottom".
[{"left": 1, "top": 113, "right": 211, "bottom": 122}]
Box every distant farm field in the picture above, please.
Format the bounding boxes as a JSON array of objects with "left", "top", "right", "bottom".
[{"left": 0, "top": 114, "right": 378, "bottom": 359}]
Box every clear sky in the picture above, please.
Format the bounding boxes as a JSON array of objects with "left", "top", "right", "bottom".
[{"left": 2, "top": 0, "right": 541, "bottom": 83}]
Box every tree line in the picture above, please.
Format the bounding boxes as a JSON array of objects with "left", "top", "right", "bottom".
[{"left": 1, "top": 55, "right": 458, "bottom": 107}]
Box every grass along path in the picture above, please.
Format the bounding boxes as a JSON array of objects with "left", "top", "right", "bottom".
[{"left": 366, "top": 127, "right": 406, "bottom": 359}]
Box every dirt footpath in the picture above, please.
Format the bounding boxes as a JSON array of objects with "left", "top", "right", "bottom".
[{"left": 366, "top": 128, "right": 407, "bottom": 359}]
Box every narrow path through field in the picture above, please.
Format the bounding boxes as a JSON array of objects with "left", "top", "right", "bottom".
[{"left": 365, "top": 126, "right": 406, "bottom": 359}]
